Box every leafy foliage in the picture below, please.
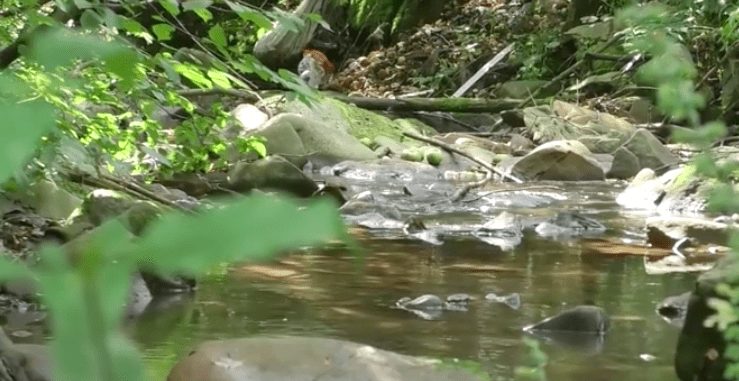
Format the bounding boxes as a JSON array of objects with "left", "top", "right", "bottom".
[{"left": 0, "top": 4, "right": 345, "bottom": 381}]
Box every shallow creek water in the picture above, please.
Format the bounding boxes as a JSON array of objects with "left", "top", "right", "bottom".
[{"left": 131, "top": 180, "right": 696, "bottom": 380}]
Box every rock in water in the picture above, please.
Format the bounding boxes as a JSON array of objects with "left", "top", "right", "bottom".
[
  {"left": 167, "top": 336, "right": 486, "bottom": 381},
  {"left": 396, "top": 294, "right": 444, "bottom": 310},
  {"left": 485, "top": 292, "right": 521, "bottom": 310},
  {"left": 524, "top": 305, "right": 610, "bottom": 333}
]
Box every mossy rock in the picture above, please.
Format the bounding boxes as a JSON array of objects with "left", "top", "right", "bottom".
[{"left": 401, "top": 148, "right": 424, "bottom": 162}]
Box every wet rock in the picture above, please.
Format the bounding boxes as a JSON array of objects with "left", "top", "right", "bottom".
[
  {"left": 523, "top": 101, "right": 635, "bottom": 153},
  {"left": 473, "top": 212, "right": 523, "bottom": 251},
  {"left": 243, "top": 113, "right": 376, "bottom": 168},
  {"left": 396, "top": 294, "right": 445, "bottom": 310},
  {"left": 643, "top": 255, "right": 716, "bottom": 275},
  {"left": 351, "top": 212, "right": 405, "bottom": 230},
  {"left": 646, "top": 216, "right": 732, "bottom": 249},
  {"left": 437, "top": 133, "right": 511, "bottom": 155},
  {"left": 676, "top": 256, "right": 738, "bottom": 381},
  {"left": 400, "top": 148, "right": 424, "bottom": 162},
  {"left": 534, "top": 213, "right": 606, "bottom": 238},
  {"left": 167, "top": 336, "right": 486, "bottom": 381},
  {"left": 524, "top": 305, "right": 610, "bottom": 333},
  {"left": 507, "top": 140, "right": 605, "bottom": 181},
  {"left": 373, "top": 136, "right": 408, "bottom": 156},
  {"left": 617, "top": 166, "right": 715, "bottom": 214},
  {"left": 657, "top": 291, "right": 691, "bottom": 328},
  {"left": 227, "top": 156, "right": 318, "bottom": 197},
  {"left": 403, "top": 218, "right": 442, "bottom": 245},
  {"left": 446, "top": 293, "right": 473, "bottom": 304},
  {"left": 485, "top": 292, "right": 521, "bottom": 310},
  {"left": 508, "top": 134, "right": 535, "bottom": 155}
]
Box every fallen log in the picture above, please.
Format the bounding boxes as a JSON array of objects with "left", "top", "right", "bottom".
[{"left": 327, "top": 94, "right": 526, "bottom": 113}]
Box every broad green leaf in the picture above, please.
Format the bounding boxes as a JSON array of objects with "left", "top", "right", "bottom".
[
  {"left": 173, "top": 63, "right": 212, "bottom": 88},
  {"left": 0, "top": 98, "right": 56, "bottom": 182},
  {"left": 182, "top": 0, "right": 211, "bottom": 11},
  {"left": 0, "top": 255, "right": 32, "bottom": 281},
  {"left": 80, "top": 9, "right": 103, "bottom": 29},
  {"left": 132, "top": 194, "right": 344, "bottom": 275},
  {"left": 208, "top": 24, "right": 227, "bottom": 48},
  {"left": 251, "top": 140, "right": 267, "bottom": 158},
  {"left": 101, "top": 7, "right": 121, "bottom": 28},
  {"left": 120, "top": 17, "right": 154, "bottom": 44},
  {"left": 73, "top": 0, "right": 93, "bottom": 8},
  {"left": 152, "top": 23, "right": 175, "bottom": 41},
  {"left": 193, "top": 7, "right": 213, "bottom": 22},
  {"left": 206, "top": 68, "right": 231, "bottom": 88},
  {"left": 225, "top": 0, "right": 272, "bottom": 29},
  {"left": 157, "top": 0, "right": 180, "bottom": 16}
]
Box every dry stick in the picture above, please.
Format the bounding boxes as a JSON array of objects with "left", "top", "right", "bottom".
[
  {"left": 453, "top": 43, "right": 515, "bottom": 97},
  {"left": 518, "top": 34, "right": 623, "bottom": 108}
]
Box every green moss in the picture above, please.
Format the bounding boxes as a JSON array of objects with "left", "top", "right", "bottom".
[
  {"left": 666, "top": 165, "right": 699, "bottom": 193},
  {"left": 401, "top": 148, "right": 423, "bottom": 162},
  {"left": 327, "top": 98, "right": 404, "bottom": 141}
]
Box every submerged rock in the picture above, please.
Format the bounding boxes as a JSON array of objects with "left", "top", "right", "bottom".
[
  {"left": 167, "top": 336, "right": 486, "bottom": 381},
  {"left": 534, "top": 213, "right": 606, "bottom": 238},
  {"left": 524, "top": 305, "right": 610, "bottom": 333},
  {"left": 473, "top": 212, "right": 523, "bottom": 251},
  {"left": 396, "top": 294, "right": 444, "bottom": 310},
  {"left": 484, "top": 292, "right": 521, "bottom": 310}
]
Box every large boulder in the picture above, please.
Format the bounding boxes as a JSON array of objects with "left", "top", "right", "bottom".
[
  {"left": 227, "top": 156, "right": 318, "bottom": 197},
  {"left": 243, "top": 113, "right": 376, "bottom": 168},
  {"left": 0, "top": 327, "right": 51, "bottom": 381},
  {"left": 675, "top": 256, "right": 738, "bottom": 381},
  {"left": 167, "top": 336, "right": 486, "bottom": 381},
  {"left": 607, "top": 128, "right": 679, "bottom": 179},
  {"left": 523, "top": 100, "right": 635, "bottom": 153},
  {"left": 505, "top": 140, "right": 605, "bottom": 181}
]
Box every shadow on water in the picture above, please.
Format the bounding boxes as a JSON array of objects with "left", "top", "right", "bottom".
[{"left": 131, "top": 231, "right": 696, "bottom": 381}]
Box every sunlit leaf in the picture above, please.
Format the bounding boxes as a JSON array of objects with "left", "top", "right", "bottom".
[
  {"left": 206, "top": 68, "right": 231, "bottom": 88},
  {"left": 152, "top": 23, "right": 175, "bottom": 41},
  {"left": 182, "top": 0, "right": 211, "bottom": 11},
  {"left": 208, "top": 24, "right": 227, "bottom": 48},
  {"left": 132, "top": 194, "right": 344, "bottom": 275},
  {"left": 0, "top": 98, "right": 56, "bottom": 182},
  {"left": 192, "top": 7, "right": 213, "bottom": 22},
  {"left": 80, "top": 9, "right": 103, "bottom": 29},
  {"left": 157, "top": 0, "right": 180, "bottom": 16},
  {"left": 225, "top": 0, "right": 272, "bottom": 29},
  {"left": 173, "top": 63, "right": 212, "bottom": 88}
]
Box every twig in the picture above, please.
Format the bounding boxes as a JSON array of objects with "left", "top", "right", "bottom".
[
  {"left": 518, "top": 34, "right": 623, "bottom": 108},
  {"left": 453, "top": 43, "right": 515, "bottom": 97},
  {"left": 402, "top": 131, "right": 523, "bottom": 184},
  {"left": 450, "top": 171, "right": 492, "bottom": 202}
]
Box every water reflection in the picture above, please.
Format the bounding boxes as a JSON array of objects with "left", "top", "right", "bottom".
[{"left": 133, "top": 233, "right": 696, "bottom": 381}]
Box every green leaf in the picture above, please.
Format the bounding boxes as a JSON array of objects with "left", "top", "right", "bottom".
[
  {"left": 251, "top": 140, "right": 267, "bottom": 158},
  {"left": 0, "top": 97, "right": 56, "bottom": 182},
  {"left": 157, "top": 0, "right": 180, "bottom": 16},
  {"left": 225, "top": 0, "right": 272, "bottom": 29},
  {"left": 173, "top": 63, "right": 212, "bottom": 88},
  {"left": 0, "top": 255, "right": 33, "bottom": 281},
  {"left": 80, "top": 9, "right": 103, "bottom": 29},
  {"left": 73, "top": 0, "right": 93, "bottom": 8},
  {"left": 208, "top": 24, "right": 227, "bottom": 48},
  {"left": 182, "top": 0, "right": 211, "bottom": 11},
  {"left": 131, "top": 194, "right": 344, "bottom": 275},
  {"left": 206, "top": 69, "right": 231, "bottom": 88},
  {"left": 119, "top": 17, "right": 153, "bottom": 44},
  {"left": 192, "top": 7, "right": 213, "bottom": 22},
  {"left": 152, "top": 23, "right": 175, "bottom": 41}
]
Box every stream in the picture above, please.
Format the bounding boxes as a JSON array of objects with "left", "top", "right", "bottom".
[{"left": 128, "top": 176, "right": 696, "bottom": 380}]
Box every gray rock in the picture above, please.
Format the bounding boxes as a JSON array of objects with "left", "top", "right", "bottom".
[
  {"left": 676, "top": 256, "right": 738, "bottom": 381},
  {"left": 21, "top": 180, "right": 82, "bottom": 221},
  {"left": 510, "top": 140, "right": 604, "bottom": 181},
  {"left": 0, "top": 327, "right": 50, "bottom": 381},
  {"left": 617, "top": 166, "right": 713, "bottom": 215},
  {"left": 524, "top": 305, "right": 610, "bottom": 333},
  {"left": 231, "top": 103, "right": 268, "bottom": 134},
  {"left": 608, "top": 146, "right": 641, "bottom": 179},
  {"left": 396, "top": 294, "right": 444, "bottom": 310},
  {"left": 646, "top": 216, "right": 732, "bottom": 249},
  {"left": 473, "top": 212, "right": 523, "bottom": 251},
  {"left": 167, "top": 336, "right": 486, "bottom": 381},
  {"left": 523, "top": 101, "right": 635, "bottom": 153},
  {"left": 227, "top": 156, "right": 318, "bottom": 197},
  {"left": 534, "top": 213, "right": 606, "bottom": 238},
  {"left": 244, "top": 113, "right": 376, "bottom": 168},
  {"left": 619, "top": 128, "right": 679, "bottom": 171},
  {"left": 485, "top": 292, "right": 521, "bottom": 310},
  {"left": 82, "top": 189, "right": 136, "bottom": 226}
]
